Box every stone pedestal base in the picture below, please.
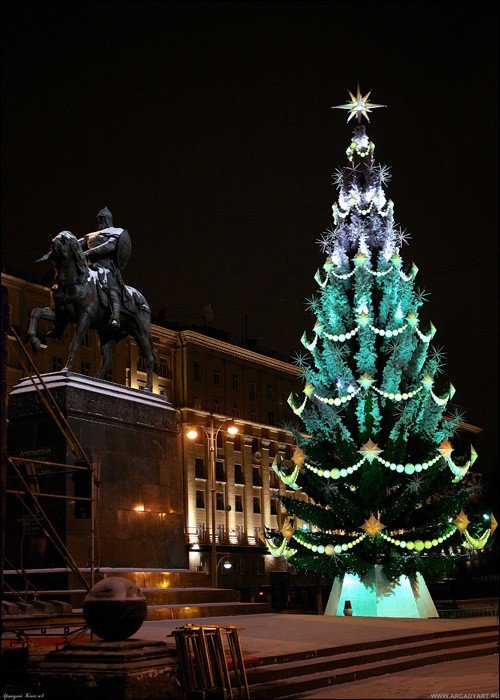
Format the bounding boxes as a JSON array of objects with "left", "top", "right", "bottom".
[
  {"left": 7, "top": 371, "right": 184, "bottom": 570},
  {"left": 324, "top": 564, "right": 439, "bottom": 618},
  {"left": 33, "top": 639, "right": 181, "bottom": 699}
]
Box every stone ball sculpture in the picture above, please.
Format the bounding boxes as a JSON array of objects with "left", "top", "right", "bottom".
[{"left": 83, "top": 576, "right": 147, "bottom": 641}]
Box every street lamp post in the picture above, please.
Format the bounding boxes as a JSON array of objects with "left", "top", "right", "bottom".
[
  {"left": 187, "top": 415, "right": 238, "bottom": 588},
  {"left": 216, "top": 554, "right": 233, "bottom": 589}
]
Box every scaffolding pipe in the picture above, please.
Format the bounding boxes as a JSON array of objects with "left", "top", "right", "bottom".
[{"left": 7, "top": 328, "right": 98, "bottom": 588}]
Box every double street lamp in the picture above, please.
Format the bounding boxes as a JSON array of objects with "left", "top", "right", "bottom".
[{"left": 187, "top": 415, "right": 238, "bottom": 588}]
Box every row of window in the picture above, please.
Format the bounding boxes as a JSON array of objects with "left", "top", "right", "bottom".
[
  {"left": 192, "top": 436, "right": 293, "bottom": 458},
  {"left": 195, "top": 490, "right": 279, "bottom": 514},
  {"left": 195, "top": 459, "right": 281, "bottom": 488},
  {"left": 193, "top": 363, "right": 275, "bottom": 399},
  {"left": 193, "top": 398, "right": 276, "bottom": 424}
]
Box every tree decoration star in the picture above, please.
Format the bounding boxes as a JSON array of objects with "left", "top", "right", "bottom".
[
  {"left": 332, "top": 84, "right": 386, "bottom": 123},
  {"left": 421, "top": 374, "right": 434, "bottom": 390},
  {"left": 361, "top": 514, "right": 385, "bottom": 538},
  {"left": 453, "top": 510, "right": 470, "bottom": 533},
  {"left": 358, "top": 438, "right": 382, "bottom": 462},
  {"left": 356, "top": 311, "right": 371, "bottom": 327},
  {"left": 438, "top": 439, "right": 454, "bottom": 459},
  {"left": 292, "top": 445, "right": 306, "bottom": 468},
  {"left": 358, "top": 372, "right": 375, "bottom": 389}
]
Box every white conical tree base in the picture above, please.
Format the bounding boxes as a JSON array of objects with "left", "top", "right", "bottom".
[{"left": 324, "top": 564, "right": 439, "bottom": 618}]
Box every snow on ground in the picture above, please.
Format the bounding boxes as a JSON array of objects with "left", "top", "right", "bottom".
[{"left": 295, "top": 653, "right": 499, "bottom": 699}]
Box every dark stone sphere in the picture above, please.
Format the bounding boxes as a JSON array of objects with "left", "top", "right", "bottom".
[{"left": 83, "top": 576, "right": 148, "bottom": 641}]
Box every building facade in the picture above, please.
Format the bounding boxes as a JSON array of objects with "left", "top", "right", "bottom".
[{"left": 3, "top": 274, "right": 311, "bottom": 598}]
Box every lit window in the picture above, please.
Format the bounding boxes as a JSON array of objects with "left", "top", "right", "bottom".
[
  {"left": 234, "top": 464, "right": 245, "bottom": 484},
  {"left": 270, "top": 471, "right": 279, "bottom": 489},
  {"left": 196, "top": 490, "right": 205, "bottom": 508},
  {"left": 252, "top": 466, "right": 262, "bottom": 486},
  {"left": 195, "top": 458, "right": 206, "bottom": 479},
  {"left": 158, "top": 359, "right": 170, "bottom": 377},
  {"left": 216, "top": 492, "right": 225, "bottom": 510},
  {"left": 215, "top": 460, "right": 226, "bottom": 482}
]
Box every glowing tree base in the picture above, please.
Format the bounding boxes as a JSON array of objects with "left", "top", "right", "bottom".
[{"left": 324, "top": 565, "right": 439, "bottom": 618}]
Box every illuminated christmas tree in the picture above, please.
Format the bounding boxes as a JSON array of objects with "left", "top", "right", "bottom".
[{"left": 264, "top": 87, "right": 496, "bottom": 616}]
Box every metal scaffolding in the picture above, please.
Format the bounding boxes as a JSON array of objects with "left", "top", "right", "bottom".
[{"left": 1, "top": 325, "right": 100, "bottom": 641}]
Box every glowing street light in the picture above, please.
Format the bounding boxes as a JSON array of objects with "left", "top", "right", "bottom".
[{"left": 186, "top": 415, "right": 238, "bottom": 587}]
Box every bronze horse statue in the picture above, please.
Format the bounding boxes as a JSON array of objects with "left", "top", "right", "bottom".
[{"left": 28, "top": 230, "right": 157, "bottom": 390}]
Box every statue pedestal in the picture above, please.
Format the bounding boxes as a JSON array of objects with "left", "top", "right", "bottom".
[
  {"left": 7, "top": 371, "right": 185, "bottom": 570},
  {"left": 324, "top": 565, "right": 439, "bottom": 618},
  {"left": 33, "top": 639, "right": 181, "bottom": 700}
]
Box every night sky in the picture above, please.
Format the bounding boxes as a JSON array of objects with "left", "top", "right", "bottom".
[{"left": 1, "top": 2, "right": 498, "bottom": 486}]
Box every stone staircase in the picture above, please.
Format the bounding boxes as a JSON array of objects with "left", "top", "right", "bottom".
[
  {"left": 243, "top": 623, "right": 499, "bottom": 698},
  {"left": 2, "top": 568, "right": 271, "bottom": 628},
  {"left": 81, "top": 569, "right": 271, "bottom": 620}
]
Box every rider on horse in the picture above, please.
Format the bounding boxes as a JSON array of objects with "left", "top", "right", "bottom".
[{"left": 78, "top": 207, "right": 132, "bottom": 329}]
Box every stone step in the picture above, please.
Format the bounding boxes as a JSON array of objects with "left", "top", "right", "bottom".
[
  {"left": 250, "top": 642, "right": 498, "bottom": 698},
  {"left": 2, "top": 601, "right": 272, "bottom": 632},
  {"left": 146, "top": 601, "right": 272, "bottom": 621},
  {"left": 246, "top": 630, "right": 497, "bottom": 683},
  {"left": 7, "top": 599, "right": 73, "bottom": 615},
  {"left": 89, "top": 569, "right": 211, "bottom": 589},
  {"left": 65, "top": 586, "right": 242, "bottom": 608},
  {"left": 4, "top": 568, "right": 213, "bottom": 598},
  {"left": 246, "top": 627, "right": 499, "bottom": 699},
  {"left": 141, "top": 587, "right": 241, "bottom": 605}
]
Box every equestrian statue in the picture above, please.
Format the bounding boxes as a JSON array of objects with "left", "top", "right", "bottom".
[{"left": 27, "top": 207, "right": 157, "bottom": 391}]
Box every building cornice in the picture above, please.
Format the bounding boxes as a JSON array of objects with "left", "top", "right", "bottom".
[
  {"left": 1, "top": 273, "right": 50, "bottom": 294},
  {"left": 177, "top": 330, "right": 301, "bottom": 377}
]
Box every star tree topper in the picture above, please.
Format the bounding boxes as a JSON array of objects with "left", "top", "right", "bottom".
[{"left": 332, "top": 84, "right": 386, "bottom": 123}]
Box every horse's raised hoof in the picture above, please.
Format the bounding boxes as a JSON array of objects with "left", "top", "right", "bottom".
[{"left": 29, "top": 337, "right": 42, "bottom": 351}]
